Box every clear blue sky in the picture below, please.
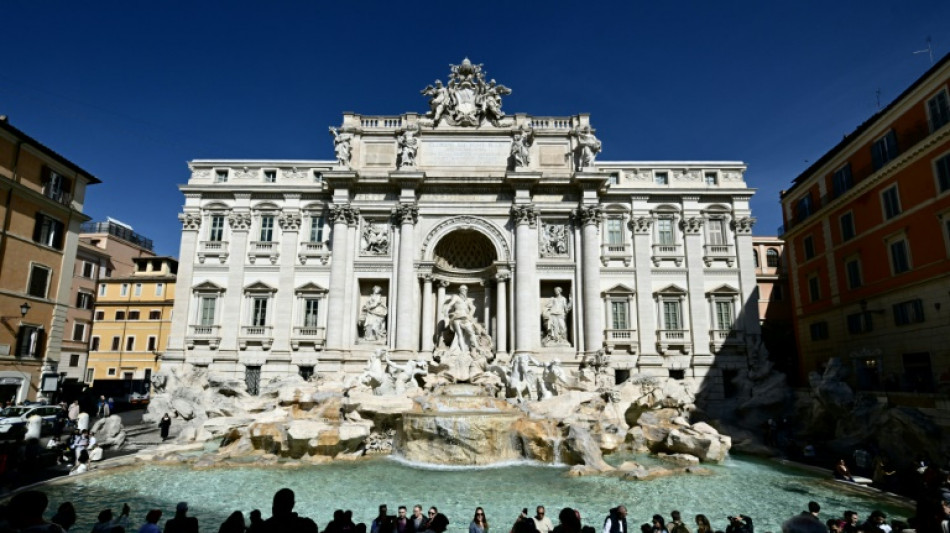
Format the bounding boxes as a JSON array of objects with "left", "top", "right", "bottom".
[{"left": 2, "top": 1, "right": 946, "bottom": 256}]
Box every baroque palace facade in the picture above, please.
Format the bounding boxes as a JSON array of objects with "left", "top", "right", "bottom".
[{"left": 165, "top": 60, "right": 761, "bottom": 401}]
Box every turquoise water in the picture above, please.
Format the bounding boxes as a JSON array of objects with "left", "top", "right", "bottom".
[{"left": 32, "top": 456, "right": 908, "bottom": 533}]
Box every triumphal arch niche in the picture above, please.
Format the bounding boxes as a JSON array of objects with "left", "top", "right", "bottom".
[{"left": 170, "top": 58, "right": 761, "bottom": 396}]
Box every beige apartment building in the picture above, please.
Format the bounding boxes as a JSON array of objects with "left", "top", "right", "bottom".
[
  {"left": 87, "top": 256, "right": 176, "bottom": 384},
  {"left": 0, "top": 117, "right": 99, "bottom": 403},
  {"left": 60, "top": 240, "right": 110, "bottom": 386}
]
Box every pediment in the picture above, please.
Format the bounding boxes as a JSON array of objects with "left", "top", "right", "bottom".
[
  {"left": 243, "top": 281, "right": 277, "bottom": 293},
  {"left": 655, "top": 284, "right": 687, "bottom": 295},
  {"left": 295, "top": 282, "right": 328, "bottom": 294},
  {"left": 706, "top": 284, "right": 739, "bottom": 295},
  {"left": 603, "top": 283, "right": 636, "bottom": 296},
  {"left": 192, "top": 280, "right": 225, "bottom": 293}
]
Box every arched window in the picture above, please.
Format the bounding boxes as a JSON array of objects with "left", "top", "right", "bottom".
[{"left": 766, "top": 248, "right": 780, "bottom": 267}]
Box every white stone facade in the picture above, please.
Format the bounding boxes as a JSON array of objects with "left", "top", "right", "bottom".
[{"left": 164, "top": 62, "right": 761, "bottom": 402}]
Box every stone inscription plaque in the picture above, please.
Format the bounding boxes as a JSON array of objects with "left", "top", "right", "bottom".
[{"left": 420, "top": 140, "right": 509, "bottom": 167}]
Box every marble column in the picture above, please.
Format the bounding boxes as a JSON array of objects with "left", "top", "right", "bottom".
[
  {"left": 394, "top": 203, "right": 419, "bottom": 354},
  {"left": 219, "top": 211, "right": 251, "bottom": 353},
  {"left": 272, "top": 210, "right": 302, "bottom": 354},
  {"left": 420, "top": 275, "right": 434, "bottom": 352},
  {"left": 166, "top": 212, "right": 201, "bottom": 360},
  {"left": 629, "top": 214, "right": 657, "bottom": 356},
  {"left": 325, "top": 205, "right": 357, "bottom": 352},
  {"left": 436, "top": 280, "right": 448, "bottom": 347},
  {"left": 512, "top": 204, "right": 540, "bottom": 354},
  {"left": 577, "top": 205, "right": 604, "bottom": 353},
  {"left": 495, "top": 273, "right": 508, "bottom": 354},
  {"left": 683, "top": 214, "right": 708, "bottom": 355}
]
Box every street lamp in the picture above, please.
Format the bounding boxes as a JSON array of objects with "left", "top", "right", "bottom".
[{"left": 19, "top": 301, "right": 30, "bottom": 317}]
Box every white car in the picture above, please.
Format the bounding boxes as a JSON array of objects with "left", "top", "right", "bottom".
[{"left": 0, "top": 405, "right": 66, "bottom": 438}]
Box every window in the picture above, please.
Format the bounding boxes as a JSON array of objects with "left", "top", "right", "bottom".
[
  {"left": 715, "top": 300, "right": 735, "bottom": 330},
  {"left": 303, "top": 299, "right": 320, "bottom": 328},
  {"left": 655, "top": 172, "right": 669, "bottom": 185},
  {"left": 156, "top": 283, "right": 164, "bottom": 296},
  {"left": 115, "top": 310, "right": 126, "bottom": 320},
  {"left": 845, "top": 258, "right": 862, "bottom": 289},
  {"left": 147, "top": 336, "right": 157, "bottom": 351},
  {"left": 882, "top": 186, "right": 901, "bottom": 220},
  {"left": 15, "top": 325, "right": 43, "bottom": 358},
  {"left": 33, "top": 214, "right": 65, "bottom": 249},
  {"left": 840, "top": 212, "right": 855, "bottom": 241},
  {"left": 795, "top": 195, "right": 813, "bottom": 222},
  {"left": 98, "top": 283, "right": 107, "bottom": 296},
  {"left": 663, "top": 301, "right": 682, "bottom": 330},
  {"left": 251, "top": 297, "right": 268, "bottom": 326},
  {"left": 91, "top": 337, "right": 100, "bottom": 351},
  {"left": 71, "top": 322, "right": 86, "bottom": 342},
  {"left": 28, "top": 264, "right": 51, "bottom": 298},
  {"left": 199, "top": 297, "right": 217, "bottom": 326},
  {"left": 889, "top": 237, "right": 911, "bottom": 274},
  {"left": 706, "top": 218, "right": 726, "bottom": 245},
  {"left": 120, "top": 284, "right": 129, "bottom": 297},
  {"left": 606, "top": 218, "right": 623, "bottom": 245},
  {"left": 610, "top": 300, "right": 629, "bottom": 329},
  {"left": 107, "top": 368, "right": 117, "bottom": 376},
  {"left": 935, "top": 153, "right": 950, "bottom": 194},
  {"left": 809, "top": 321, "right": 829, "bottom": 341},
  {"left": 209, "top": 215, "right": 225, "bottom": 242},
  {"left": 128, "top": 310, "right": 140, "bottom": 320},
  {"left": 894, "top": 299, "right": 925, "bottom": 325},
  {"left": 69, "top": 354, "right": 80, "bottom": 367},
  {"left": 81, "top": 261, "right": 96, "bottom": 278},
  {"left": 928, "top": 90, "right": 950, "bottom": 131},
  {"left": 76, "top": 291, "right": 93, "bottom": 310},
  {"left": 94, "top": 310, "right": 104, "bottom": 320},
  {"left": 134, "top": 283, "right": 142, "bottom": 296},
  {"left": 832, "top": 163, "right": 853, "bottom": 198},
  {"left": 309, "top": 216, "right": 324, "bottom": 242},
  {"left": 259, "top": 215, "right": 275, "bottom": 242},
  {"left": 803, "top": 236, "right": 815, "bottom": 260},
  {"left": 215, "top": 169, "right": 228, "bottom": 183},
  {"left": 657, "top": 219, "right": 675, "bottom": 245},
  {"left": 149, "top": 310, "right": 161, "bottom": 320},
  {"left": 766, "top": 248, "right": 780, "bottom": 267},
  {"left": 808, "top": 275, "right": 821, "bottom": 302},
  {"left": 85, "top": 369, "right": 94, "bottom": 382},
  {"left": 752, "top": 250, "right": 759, "bottom": 268},
  {"left": 125, "top": 336, "right": 135, "bottom": 351},
  {"left": 847, "top": 312, "right": 873, "bottom": 334},
  {"left": 704, "top": 172, "right": 717, "bottom": 185},
  {"left": 123, "top": 372, "right": 134, "bottom": 380},
  {"left": 871, "top": 130, "right": 898, "bottom": 170},
  {"left": 111, "top": 336, "right": 121, "bottom": 350},
  {"left": 43, "top": 169, "right": 72, "bottom": 203},
  {"left": 264, "top": 170, "right": 277, "bottom": 183}
]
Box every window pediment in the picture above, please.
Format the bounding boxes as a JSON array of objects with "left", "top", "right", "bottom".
[
  {"left": 655, "top": 284, "right": 687, "bottom": 296},
  {"left": 295, "top": 282, "right": 328, "bottom": 295},
  {"left": 706, "top": 284, "right": 739, "bottom": 296},
  {"left": 244, "top": 281, "right": 277, "bottom": 294},
  {"left": 603, "top": 283, "right": 636, "bottom": 296},
  {"left": 192, "top": 280, "right": 225, "bottom": 294}
]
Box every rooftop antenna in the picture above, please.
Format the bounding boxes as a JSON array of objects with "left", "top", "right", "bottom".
[
  {"left": 913, "top": 36, "right": 934, "bottom": 66},
  {"left": 875, "top": 89, "right": 882, "bottom": 110}
]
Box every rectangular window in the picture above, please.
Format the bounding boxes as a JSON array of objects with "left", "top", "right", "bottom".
[
  {"left": 871, "top": 130, "right": 899, "bottom": 170},
  {"left": 95, "top": 310, "right": 104, "bottom": 321},
  {"left": 76, "top": 292, "right": 93, "bottom": 310},
  {"left": 123, "top": 371, "right": 134, "bottom": 380},
  {"left": 803, "top": 236, "right": 815, "bottom": 260},
  {"left": 209, "top": 215, "right": 225, "bottom": 242},
  {"left": 120, "top": 284, "right": 129, "bottom": 297},
  {"left": 107, "top": 368, "right": 117, "bottom": 376},
  {"left": 704, "top": 172, "right": 717, "bottom": 185},
  {"left": 303, "top": 298, "right": 320, "bottom": 328},
  {"left": 657, "top": 219, "right": 674, "bottom": 245},
  {"left": 655, "top": 172, "right": 669, "bottom": 185},
  {"left": 91, "top": 337, "right": 100, "bottom": 351},
  {"left": 259, "top": 216, "right": 275, "bottom": 242},
  {"left": 147, "top": 336, "right": 157, "bottom": 351},
  {"left": 115, "top": 310, "right": 126, "bottom": 320},
  {"left": 86, "top": 368, "right": 94, "bottom": 382},
  {"left": 795, "top": 195, "right": 813, "bottom": 222},
  {"left": 99, "top": 283, "right": 107, "bottom": 296},
  {"left": 71, "top": 322, "right": 86, "bottom": 342},
  {"left": 128, "top": 310, "right": 140, "bottom": 320},
  {"left": 890, "top": 238, "right": 911, "bottom": 274},
  {"left": 15, "top": 325, "right": 43, "bottom": 358},
  {"left": 715, "top": 301, "right": 734, "bottom": 330},
  {"left": 707, "top": 219, "right": 725, "bottom": 245},
  {"left": 134, "top": 283, "right": 142, "bottom": 296},
  {"left": 882, "top": 186, "right": 901, "bottom": 220},
  {"left": 606, "top": 218, "right": 623, "bottom": 245},
  {"left": 808, "top": 276, "right": 821, "bottom": 302},
  {"left": 832, "top": 163, "right": 853, "bottom": 198},
  {"left": 610, "top": 301, "right": 628, "bottom": 329},
  {"left": 663, "top": 301, "right": 681, "bottom": 330},
  {"left": 215, "top": 169, "right": 228, "bottom": 183},
  {"left": 149, "top": 310, "right": 161, "bottom": 320},
  {"left": 936, "top": 153, "right": 950, "bottom": 194},
  {"left": 809, "top": 321, "right": 828, "bottom": 341},
  {"left": 309, "top": 216, "right": 324, "bottom": 242},
  {"left": 125, "top": 336, "right": 135, "bottom": 351},
  {"left": 199, "top": 297, "right": 217, "bottom": 326},
  {"left": 81, "top": 261, "right": 96, "bottom": 278},
  {"left": 252, "top": 297, "right": 268, "bottom": 326},
  {"left": 69, "top": 354, "right": 80, "bottom": 367},
  {"left": 894, "top": 299, "right": 925, "bottom": 325},
  {"left": 928, "top": 90, "right": 950, "bottom": 131},
  {"left": 847, "top": 312, "right": 873, "bottom": 334},
  {"left": 846, "top": 258, "right": 862, "bottom": 289},
  {"left": 264, "top": 170, "right": 277, "bottom": 183},
  {"left": 156, "top": 283, "right": 164, "bottom": 296},
  {"left": 28, "top": 264, "right": 51, "bottom": 298},
  {"left": 43, "top": 169, "right": 72, "bottom": 203},
  {"left": 33, "top": 214, "right": 65, "bottom": 249},
  {"left": 111, "top": 336, "right": 121, "bottom": 351},
  {"left": 840, "top": 212, "right": 855, "bottom": 241}
]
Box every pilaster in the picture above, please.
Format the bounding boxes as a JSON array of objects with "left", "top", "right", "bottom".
[
  {"left": 393, "top": 203, "right": 419, "bottom": 354},
  {"left": 325, "top": 204, "right": 358, "bottom": 354},
  {"left": 576, "top": 204, "right": 604, "bottom": 353},
  {"left": 219, "top": 209, "right": 251, "bottom": 354},
  {"left": 512, "top": 204, "right": 540, "bottom": 355},
  {"left": 166, "top": 211, "right": 202, "bottom": 359}
]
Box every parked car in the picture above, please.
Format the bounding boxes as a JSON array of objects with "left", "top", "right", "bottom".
[{"left": 0, "top": 405, "right": 67, "bottom": 439}]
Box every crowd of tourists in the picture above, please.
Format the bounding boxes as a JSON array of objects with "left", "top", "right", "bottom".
[{"left": 2, "top": 488, "right": 949, "bottom": 533}]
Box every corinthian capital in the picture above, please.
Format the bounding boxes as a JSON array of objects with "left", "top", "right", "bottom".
[
  {"left": 227, "top": 212, "right": 252, "bottom": 231},
  {"left": 393, "top": 203, "right": 419, "bottom": 225},
  {"left": 628, "top": 216, "right": 652, "bottom": 234},
  {"left": 178, "top": 212, "right": 201, "bottom": 231},
  {"left": 328, "top": 204, "right": 359, "bottom": 226},
  {"left": 574, "top": 205, "right": 603, "bottom": 227},
  {"left": 732, "top": 216, "right": 756, "bottom": 235},
  {"left": 278, "top": 210, "right": 303, "bottom": 231},
  {"left": 510, "top": 204, "right": 538, "bottom": 227},
  {"left": 681, "top": 216, "right": 704, "bottom": 234}
]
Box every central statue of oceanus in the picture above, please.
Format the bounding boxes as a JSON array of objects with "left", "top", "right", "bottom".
[{"left": 432, "top": 285, "right": 496, "bottom": 383}]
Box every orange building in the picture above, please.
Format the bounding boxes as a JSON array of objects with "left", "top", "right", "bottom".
[
  {"left": 0, "top": 117, "right": 100, "bottom": 403},
  {"left": 780, "top": 53, "right": 950, "bottom": 397}
]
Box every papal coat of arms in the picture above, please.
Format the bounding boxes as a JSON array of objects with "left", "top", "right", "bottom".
[{"left": 420, "top": 58, "right": 512, "bottom": 127}]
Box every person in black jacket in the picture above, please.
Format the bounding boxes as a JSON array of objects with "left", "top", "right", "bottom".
[
  {"left": 260, "top": 488, "right": 318, "bottom": 533},
  {"left": 725, "top": 515, "right": 752, "bottom": 533},
  {"left": 604, "top": 507, "right": 628, "bottom": 533},
  {"left": 426, "top": 507, "right": 449, "bottom": 533}
]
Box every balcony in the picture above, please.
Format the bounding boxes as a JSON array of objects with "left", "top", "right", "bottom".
[
  {"left": 604, "top": 329, "right": 638, "bottom": 354},
  {"left": 600, "top": 243, "right": 631, "bottom": 266},
  {"left": 186, "top": 324, "right": 220, "bottom": 350},
  {"left": 298, "top": 241, "right": 330, "bottom": 265},
  {"left": 651, "top": 243, "right": 684, "bottom": 267},
  {"left": 709, "top": 329, "right": 744, "bottom": 351},
  {"left": 291, "top": 326, "right": 327, "bottom": 351},
  {"left": 703, "top": 243, "right": 735, "bottom": 267},
  {"left": 197, "top": 240, "right": 229, "bottom": 264},
  {"left": 239, "top": 325, "right": 273, "bottom": 350},
  {"left": 248, "top": 241, "right": 279, "bottom": 264},
  {"left": 656, "top": 329, "right": 691, "bottom": 355}
]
